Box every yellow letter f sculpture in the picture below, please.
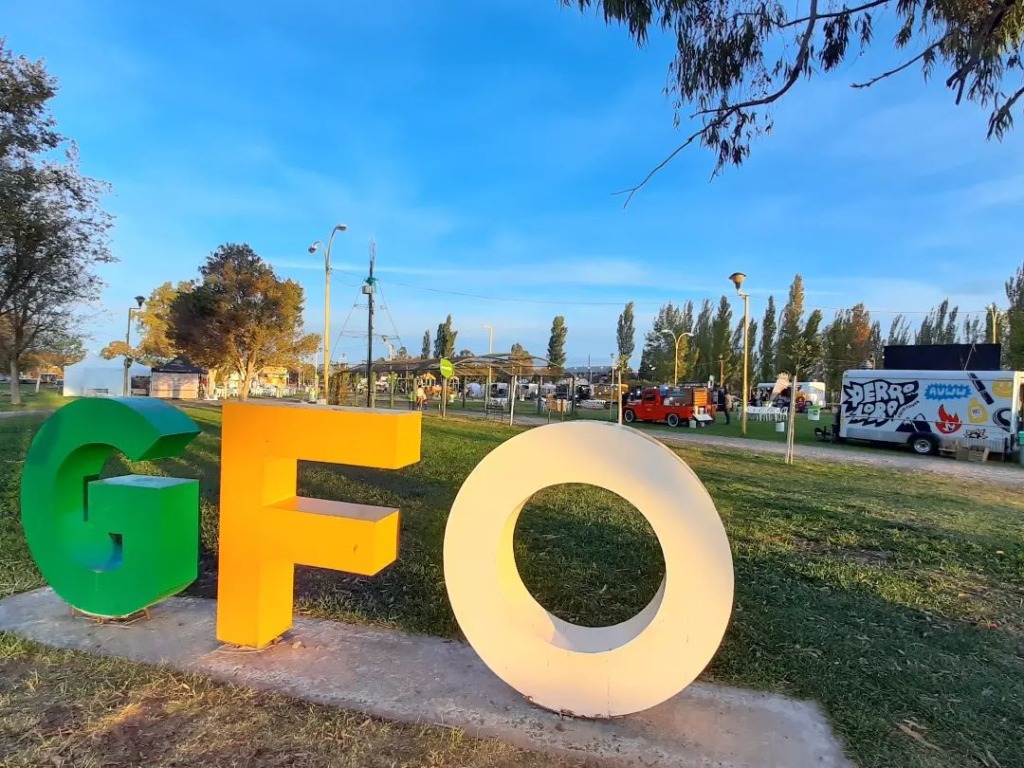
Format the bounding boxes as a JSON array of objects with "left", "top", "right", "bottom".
[{"left": 216, "top": 402, "right": 421, "bottom": 648}]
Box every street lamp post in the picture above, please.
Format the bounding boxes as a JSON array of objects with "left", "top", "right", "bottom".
[
  {"left": 123, "top": 295, "right": 145, "bottom": 397},
  {"left": 483, "top": 323, "right": 494, "bottom": 413},
  {"left": 308, "top": 224, "right": 348, "bottom": 404},
  {"left": 659, "top": 329, "right": 693, "bottom": 386},
  {"left": 729, "top": 272, "right": 750, "bottom": 436}
]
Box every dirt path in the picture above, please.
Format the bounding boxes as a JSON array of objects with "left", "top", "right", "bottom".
[
  {"left": 445, "top": 410, "right": 1024, "bottom": 489},
  {"left": 0, "top": 409, "right": 52, "bottom": 419}
]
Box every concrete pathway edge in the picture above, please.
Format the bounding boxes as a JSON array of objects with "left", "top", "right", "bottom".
[{"left": 0, "top": 588, "right": 852, "bottom": 768}]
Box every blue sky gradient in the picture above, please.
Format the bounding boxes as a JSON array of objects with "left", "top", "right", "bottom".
[{"left": 6, "top": 0, "right": 1024, "bottom": 366}]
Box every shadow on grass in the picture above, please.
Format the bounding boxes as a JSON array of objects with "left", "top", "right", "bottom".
[{"left": 712, "top": 550, "right": 1024, "bottom": 767}]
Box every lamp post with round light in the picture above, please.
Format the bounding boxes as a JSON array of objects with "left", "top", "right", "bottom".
[
  {"left": 482, "top": 323, "right": 494, "bottom": 412},
  {"left": 729, "top": 272, "right": 750, "bottom": 435},
  {"left": 123, "top": 295, "right": 145, "bottom": 396}
]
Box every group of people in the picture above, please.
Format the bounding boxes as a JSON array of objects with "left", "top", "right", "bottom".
[{"left": 407, "top": 384, "right": 427, "bottom": 410}]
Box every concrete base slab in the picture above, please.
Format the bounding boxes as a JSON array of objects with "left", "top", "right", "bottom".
[{"left": 0, "top": 588, "right": 850, "bottom": 767}]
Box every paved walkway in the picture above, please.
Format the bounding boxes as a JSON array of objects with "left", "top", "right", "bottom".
[
  {"left": 443, "top": 409, "right": 1024, "bottom": 489},
  {"left": 0, "top": 409, "right": 53, "bottom": 419},
  {"left": 0, "top": 588, "right": 852, "bottom": 768}
]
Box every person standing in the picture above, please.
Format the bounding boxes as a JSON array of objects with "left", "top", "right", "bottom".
[
  {"left": 416, "top": 383, "right": 426, "bottom": 410},
  {"left": 717, "top": 386, "right": 731, "bottom": 425}
]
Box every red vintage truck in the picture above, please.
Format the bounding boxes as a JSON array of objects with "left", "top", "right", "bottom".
[{"left": 622, "top": 386, "right": 716, "bottom": 427}]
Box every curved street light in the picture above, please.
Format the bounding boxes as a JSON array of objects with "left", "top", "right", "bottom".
[
  {"left": 659, "top": 329, "right": 693, "bottom": 386},
  {"left": 308, "top": 224, "right": 348, "bottom": 402}
]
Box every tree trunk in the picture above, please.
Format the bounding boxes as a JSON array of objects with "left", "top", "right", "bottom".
[
  {"left": 239, "top": 362, "right": 256, "bottom": 401},
  {"left": 10, "top": 359, "right": 21, "bottom": 405},
  {"left": 35, "top": 369, "right": 42, "bottom": 393}
]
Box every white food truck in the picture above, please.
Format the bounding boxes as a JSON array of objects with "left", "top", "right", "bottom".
[{"left": 835, "top": 369, "right": 1024, "bottom": 456}]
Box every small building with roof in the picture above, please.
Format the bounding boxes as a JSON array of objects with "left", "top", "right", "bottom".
[{"left": 149, "top": 357, "right": 207, "bottom": 399}]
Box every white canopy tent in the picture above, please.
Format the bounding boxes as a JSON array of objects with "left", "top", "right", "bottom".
[{"left": 63, "top": 355, "right": 151, "bottom": 398}]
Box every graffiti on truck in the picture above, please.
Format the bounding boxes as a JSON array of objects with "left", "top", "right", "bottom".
[
  {"left": 924, "top": 383, "right": 971, "bottom": 401},
  {"left": 843, "top": 379, "right": 920, "bottom": 427},
  {"left": 936, "top": 405, "right": 962, "bottom": 434}
]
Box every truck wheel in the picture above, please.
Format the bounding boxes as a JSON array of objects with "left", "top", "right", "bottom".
[
  {"left": 667, "top": 413, "right": 680, "bottom": 428},
  {"left": 624, "top": 409, "right": 636, "bottom": 423},
  {"left": 910, "top": 435, "right": 936, "bottom": 456}
]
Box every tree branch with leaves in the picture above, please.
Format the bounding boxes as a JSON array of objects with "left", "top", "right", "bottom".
[{"left": 567, "top": 0, "right": 1024, "bottom": 201}]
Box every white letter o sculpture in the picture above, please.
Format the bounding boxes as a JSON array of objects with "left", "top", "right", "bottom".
[{"left": 443, "top": 421, "right": 734, "bottom": 718}]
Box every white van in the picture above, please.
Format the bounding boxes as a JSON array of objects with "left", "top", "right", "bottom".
[{"left": 837, "top": 369, "right": 1023, "bottom": 455}]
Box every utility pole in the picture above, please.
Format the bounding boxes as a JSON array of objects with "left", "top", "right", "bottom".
[
  {"left": 364, "top": 240, "right": 376, "bottom": 408},
  {"left": 718, "top": 356, "right": 725, "bottom": 384}
]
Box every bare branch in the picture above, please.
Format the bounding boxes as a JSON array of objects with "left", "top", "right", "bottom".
[
  {"left": 616, "top": 0, "right": 820, "bottom": 205},
  {"left": 850, "top": 38, "right": 946, "bottom": 89},
  {"left": 612, "top": 124, "right": 711, "bottom": 205},
  {"left": 780, "top": 0, "right": 888, "bottom": 29},
  {"left": 988, "top": 84, "right": 1024, "bottom": 138}
]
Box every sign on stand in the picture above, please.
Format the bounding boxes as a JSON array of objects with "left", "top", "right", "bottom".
[
  {"left": 808, "top": 406, "right": 821, "bottom": 421},
  {"left": 439, "top": 358, "right": 453, "bottom": 419}
]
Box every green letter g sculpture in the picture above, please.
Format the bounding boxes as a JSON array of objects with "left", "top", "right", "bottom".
[{"left": 20, "top": 398, "right": 201, "bottom": 618}]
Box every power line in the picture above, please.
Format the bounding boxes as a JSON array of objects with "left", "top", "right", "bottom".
[{"left": 374, "top": 276, "right": 1005, "bottom": 316}]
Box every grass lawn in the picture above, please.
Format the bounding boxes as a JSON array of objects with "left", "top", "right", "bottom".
[
  {"left": 2, "top": 407, "right": 1023, "bottom": 767},
  {"left": 0, "top": 385, "right": 68, "bottom": 413}
]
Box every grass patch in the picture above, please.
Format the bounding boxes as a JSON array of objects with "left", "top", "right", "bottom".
[
  {"left": 0, "top": 634, "right": 575, "bottom": 768},
  {"left": 1, "top": 407, "right": 1023, "bottom": 767},
  {"left": 0, "top": 385, "right": 68, "bottom": 412}
]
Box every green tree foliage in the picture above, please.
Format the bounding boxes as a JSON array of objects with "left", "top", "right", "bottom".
[
  {"left": 136, "top": 281, "right": 192, "bottom": 364},
  {"left": 799, "top": 308, "right": 825, "bottom": 377},
  {"left": 433, "top": 314, "right": 457, "bottom": 359},
  {"left": 887, "top": 315, "right": 913, "bottom": 346},
  {"left": 0, "top": 41, "right": 113, "bottom": 403},
  {"left": 100, "top": 280, "right": 191, "bottom": 366},
  {"left": 616, "top": 301, "right": 636, "bottom": 369},
  {"left": 99, "top": 340, "right": 132, "bottom": 360},
  {"left": 916, "top": 299, "right": 960, "bottom": 344},
  {"left": 510, "top": 341, "right": 534, "bottom": 374},
  {"left": 743, "top": 319, "right": 759, "bottom": 388},
  {"left": 547, "top": 315, "right": 568, "bottom": 368},
  {"left": 757, "top": 295, "right": 777, "bottom": 381},
  {"left": 777, "top": 275, "right": 806, "bottom": 374},
  {"left": 1005, "top": 264, "right": 1024, "bottom": 368},
  {"left": 962, "top": 314, "right": 985, "bottom": 344},
  {"left": 709, "top": 296, "right": 736, "bottom": 381},
  {"left": 169, "top": 243, "right": 319, "bottom": 399},
  {"left": 639, "top": 301, "right": 693, "bottom": 383},
  {"left": 567, "top": 0, "right": 1024, "bottom": 192},
  {"left": 32, "top": 331, "right": 85, "bottom": 371},
  {"left": 822, "top": 303, "right": 875, "bottom": 392},
  {"left": 421, "top": 329, "right": 431, "bottom": 359}
]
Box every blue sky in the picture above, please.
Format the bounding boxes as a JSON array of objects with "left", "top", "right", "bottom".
[{"left": 5, "top": 0, "right": 1024, "bottom": 367}]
